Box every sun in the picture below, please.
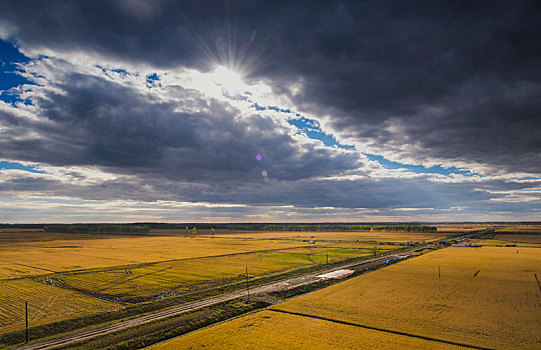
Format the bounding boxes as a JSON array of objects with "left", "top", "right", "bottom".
[
  {"left": 211, "top": 66, "right": 246, "bottom": 94},
  {"left": 180, "top": 65, "right": 252, "bottom": 103}
]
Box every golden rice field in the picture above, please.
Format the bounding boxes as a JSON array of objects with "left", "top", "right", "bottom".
[
  {"left": 216, "top": 230, "right": 449, "bottom": 243},
  {"left": 0, "top": 230, "right": 400, "bottom": 334},
  {"left": 273, "top": 247, "right": 541, "bottom": 349},
  {"left": 467, "top": 235, "right": 541, "bottom": 248},
  {"left": 494, "top": 234, "right": 541, "bottom": 244},
  {"left": 0, "top": 235, "right": 306, "bottom": 279},
  {"left": 434, "top": 224, "right": 493, "bottom": 233},
  {"left": 154, "top": 246, "right": 541, "bottom": 349},
  {"left": 0, "top": 229, "right": 427, "bottom": 279},
  {"left": 497, "top": 225, "right": 541, "bottom": 233},
  {"left": 149, "top": 310, "right": 462, "bottom": 350},
  {"left": 42, "top": 245, "right": 392, "bottom": 300},
  {"left": 0, "top": 230, "right": 115, "bottom": 243},
  {"left": 0, "top": 279, "right": 118, "bottom": 334}
]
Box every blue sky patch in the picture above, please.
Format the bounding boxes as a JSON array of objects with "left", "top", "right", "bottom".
[
  {"left": 253, "top": 103, "right": 480, "bottom": 178},
  {"left": 0, "top": 90, "right": 32, "bottom": 106},
  {"left": 268, "top": 106, "right": 293, "bottom": 114},
  {"left": 0, "top": 161, "right": 45, "bottom": 174},
  {"left": 364, "top": 154, "right": 479, "bottom": 177},
  {"left": 287, "top": 116, "right": 355, "bottom": 150},
  {"left": 0, "top": 39, "right": 34, "bottom": 105},
  {"left": 251, "top": 103, "right": 266, "bottom": 111},
  {"left": 0, "top": 39, "right": 32, "bottom": 90},
  {"left": 146, "top": 73, "right": 160, "bottom": 84},
  {"left": 96, "top": 65, "right": 130, "bottom": 77},
  {"left": 111, "top": 68, "right": 129, "bottom": 76},
  {"left": 518, "top": 176, "right": 541, "bottom": 181}
]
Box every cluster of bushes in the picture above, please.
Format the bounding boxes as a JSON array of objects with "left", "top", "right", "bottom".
[{"left": 43, "top": 224, "right": 149, "bottom": 234}]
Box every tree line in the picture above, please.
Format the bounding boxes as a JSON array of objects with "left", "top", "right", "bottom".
[
  {"left": 370, "top": 225, "right": 437, "bottom": 233},
  {"left": 43, "top": 224, "right": 149, "bottom": 235},
  {"left": 223, "top": 224, "right": 437, "bottom": 232}
]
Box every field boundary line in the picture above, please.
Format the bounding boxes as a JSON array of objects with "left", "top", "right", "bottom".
[
  {"left": 534, "top": 273, "right": 541, "bottom": 293},
  {"left": 0, "top": 259, "right": 57, "bottom": 274},
  {"left": 267, "top": 308, "right": 493, "bottom": 350}
]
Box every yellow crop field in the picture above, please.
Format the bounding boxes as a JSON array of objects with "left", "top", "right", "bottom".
[
  {"left": 435, "top": 224, "right": 492, "bottom": 232},
  {"left": 495, "top": 234, "right": 541, "bottom": 244},
  {"left": 149, "top": 309, "right": 462, "bottom": 350},
  {"left": 0, "top": 230, "right": 401, "bottom": 336},
  {"left": 274, "top": 247, "right": 541, "bottom": 349},
  {"left": 217, "top": 230, "right": 449, "bottom": 242},
  {"left": 0, "top": 235, "right": 306, "bottom": 279},
  {"left": 497, "top": 225, "right": 541, "bottom": 233},
  {"left": 0, "top": 279, "right": 119, "bottom": 334},
  {"left": 43, "top": 245, "right": 384, "bottom": 300},
  {"left": 467, "top": 236, "right": 541, "bottom": 247}
]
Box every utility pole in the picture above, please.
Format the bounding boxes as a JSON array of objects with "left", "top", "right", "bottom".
[
  {"left": 245, "top": 266, "right": 250, "bottom": 303},
  {"left": 326, "top": 253, "right": 329, "bottom": 265},
  {"left": 25, "top": 301, "right": 28, "bottom": 343},
  {"left": 438, "top": 265, "right": 441, "bottom": 279}
]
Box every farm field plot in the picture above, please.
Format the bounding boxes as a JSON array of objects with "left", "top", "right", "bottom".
[
  {"left": 0, "top": 235, "right": 306, "bottom": 279},
  {"left": 40, "top": 245, "right": 388, "bottom": 301},
  {"left": 149, "top": 309, "right": 462, "bottom": 350},
  {"left": 434, "top": 224, "right": 493, "bottom": 233},
  {"left": 496, "top": 224, "right": 541, "bottom": 233},
  {"left": 0, "top": 231, "right": 120, "bottom": 244},
  {"left": 274, "top": 247, "right": 541, "bottom": 349},
  {"left": 494, "top": 234, "right": 541, "bottom": 244},
  {"left": 0, "top": 231, "right": 395, "bottom": 335},
  {"left": 216, "top": 230, "right": 449, "bottom": 243},
  {"left": 0, "top": 279, "right": 119, "bottom": 334},
  {"left": 467, "top": 236, "right": 541, "bottom": 248}
]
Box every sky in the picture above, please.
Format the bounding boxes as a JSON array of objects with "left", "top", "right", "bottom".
[{"left": 0, "top": 0, "right": 540, "bottom": 223}]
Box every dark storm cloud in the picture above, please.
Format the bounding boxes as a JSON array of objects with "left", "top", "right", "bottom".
[
  {"left": 260, "top": 1, "right": 541, "bottom": 174},
  {"left": 0, "top": 0, "right": 540, "bottom": 223},
  {"left": 0, "top": 0, "right": 276, "bottom": 71},
  {"left": 1, "top": 1, "right": 539, "bottom": 174},
  {"left": 2, "top": 163, "right": 539, "bottom": 215},
  {"left": 0, "top": 68, "right": 360, "bottom": 183}
]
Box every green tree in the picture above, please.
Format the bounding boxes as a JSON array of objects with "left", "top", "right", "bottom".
[
  {"left": 185, "top": 226, "right": 189, "bottom": 237},
  {"left": 192, "top": 227, "right": 197, "bottom": 237},
  {"left": 211, "top": 228, "right": 215, "bottom": 238}
]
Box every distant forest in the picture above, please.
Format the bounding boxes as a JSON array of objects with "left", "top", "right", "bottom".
[
  {"left": 1, "top": 223, "right": 439, "bottom": 233},
  {"left": 222, "top": 224, "right": 437, "bottom": 232},
  {"left": 43, "top": 224, "right": 149, "bottom": 235},
  {"left": 141, "top": 223, "right": 437, "bottom": 232}
]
